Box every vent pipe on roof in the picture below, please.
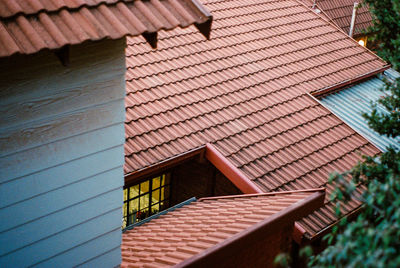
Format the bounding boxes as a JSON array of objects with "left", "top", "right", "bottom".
[
  {"left": 349, "top": 2, "right": 359, "bottom": 37},
  {"left": 312, "top": 0, "right": 317, "bottom": 9}
]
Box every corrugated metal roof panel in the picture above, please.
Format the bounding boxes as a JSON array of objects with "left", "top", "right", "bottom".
[
  {"left": 0, "top": 0, "right": 212, "bottom": 57},
  {"left": 321, "top": 77, "right": 400, "bottom": 151}
]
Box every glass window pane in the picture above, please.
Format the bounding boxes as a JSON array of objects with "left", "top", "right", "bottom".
[
  {"left": 123, "top": 203, "right": 127, "bottom": 217},
  {"left": 160, "top": 186, "right": 164, "bottom": 200},
  {"left": 152, "top": 189, "right": 160, "bottom": 204},
  {"left": 122, "top": 217, "right": 127, "bottom": 229},
  {"left": 140, "top": 181, "right": 149, "bottom": 194},
  {"left": 130, "top": 184, "right": 139, "bottom": 198},
  {"left": 151, "top": 204, "right": 160, "bottom": 215},
  {"left": 129, "top": 199, "right": 139, "bottom": 214},
  {"left": 123, "top": 188, "right": 127, "bottom": 201},
  {"left": 128, "top": 213, "right": 137, "bottom": 224},
  {"left": 140, "top": 194, "right": 149, "bottom": 209},
  {"left": 152, "top": 177, "right": 161, "bottom": 189}
]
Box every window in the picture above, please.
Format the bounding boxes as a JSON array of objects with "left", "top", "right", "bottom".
[{"left": 123, "top": 173, "right": 171, "bottom": 228}]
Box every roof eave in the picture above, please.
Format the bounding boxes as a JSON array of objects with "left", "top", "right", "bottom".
[{"left": 174, "top": 189, "right": 326, "bottom": 268}]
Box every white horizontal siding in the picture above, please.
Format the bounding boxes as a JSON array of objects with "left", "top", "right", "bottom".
[{"left": 0, "top": 39, "right": 126, "bottom": 267}]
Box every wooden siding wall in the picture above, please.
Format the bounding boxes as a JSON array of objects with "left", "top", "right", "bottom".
[{"left": 0, "top": 39, "right": 126, "bottom": 267}]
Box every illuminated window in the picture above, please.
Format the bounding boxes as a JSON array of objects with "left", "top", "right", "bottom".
[{"left": 122, "top": 174, "right": 171, "bottom": 228}]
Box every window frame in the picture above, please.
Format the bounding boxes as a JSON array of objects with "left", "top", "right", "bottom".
[{"left": 123, "top": 172, "right": 171, "bottom": 228}]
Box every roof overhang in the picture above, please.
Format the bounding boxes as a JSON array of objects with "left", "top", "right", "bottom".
[{"left": 0, "top": 0, "right": 213, "bottom": 58}]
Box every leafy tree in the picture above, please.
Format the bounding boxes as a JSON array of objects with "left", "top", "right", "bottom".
[
  {"left": 308, "top": 1, "right": 400, "bottom": 267},
  {"left": 365, "top": 0, "right": 400, "bottom": 70},
  {"left": 276, "top": 2, "right": 400, "bottom": 267}
]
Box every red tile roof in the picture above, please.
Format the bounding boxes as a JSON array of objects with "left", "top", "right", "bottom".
[
  {"left": 124, "top": 0, "right": 388, "bottom": 239},
  {"left": 121, "top": 189, "right": 325, "bottom": 267},
  {"left": 0, "top": 0, "right": 212, "bottom": 57},
  {"left": 301, "top": 0, "right": 373, "bottom": 36}
]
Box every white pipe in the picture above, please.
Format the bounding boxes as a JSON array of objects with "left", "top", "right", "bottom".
[{"left": 349, "top": 2, "right": 359, "bottom": 37}]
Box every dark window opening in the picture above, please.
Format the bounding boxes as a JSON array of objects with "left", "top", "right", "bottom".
[{"left": 123, "top": 173, "right": 171, "bottom": 228}]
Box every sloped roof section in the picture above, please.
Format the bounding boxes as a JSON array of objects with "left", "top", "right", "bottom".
[
  {"left": 0, "top": 0, "right": 212, "bottom": 57},
  {"left": 124, "top": 0, "right": 388, "bottom": 239},
  {"left": 121, "top": 190, "right": 324, "bottom": 267},
  {"left": 302, "top": 0, "right": 373, "bottom": 36}
]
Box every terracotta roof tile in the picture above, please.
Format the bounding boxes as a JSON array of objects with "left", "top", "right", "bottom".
[
  {"left": 301, "top": 0, "right": 373, "bottom": 36},
  {"left": 0, "top": 0, "right": 212, "bottom": 57},
  {"left": 124, "top": 0, "right": 388, "bottom": 238},
  {"left": 122, "top": 190, "right": 323, "bottom": 267}
]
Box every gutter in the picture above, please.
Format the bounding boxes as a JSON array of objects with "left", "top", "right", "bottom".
[
  {"left": 205, "top": 143, "right": 263, "bottom": 194},
  {"left": 205, "top": 143, "right": 315, "bottom": 244},
  {"left": 311, "top": 65, "right": 390, "bottom": 98},
  {"left": 125, "top": 145, "right": 206, "bottom": 184}
]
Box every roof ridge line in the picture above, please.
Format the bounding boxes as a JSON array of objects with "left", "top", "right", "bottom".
[{"left": 197, "top": 188, "right": 326, "bottom": 201}]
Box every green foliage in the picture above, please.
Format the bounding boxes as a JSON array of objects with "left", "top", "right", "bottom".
[
  {"left": 310, "top": 1, "right": 400, "bottom": 266},
  {"left": 363, "top": 0, "right": 400, "bottom": 71},
  {"left": 309, "top": 2, "right": 400, "bottom": 266},
  {"left": 363, "top": 78, "right": 400, "bottom": 138}
]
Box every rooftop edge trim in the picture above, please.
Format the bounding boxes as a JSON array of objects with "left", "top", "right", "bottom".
[
  {"left": 311, "top": 65, "right": 390, "bottom": 98},
  {"left": 122, "top": 197, "right": 197, "bottom": 232},
  {"left": 175, "top": 190, "right": 325, "bottom": 267},
  {"left": 205, "top": 143, "right": 263, "bottom": 194}
]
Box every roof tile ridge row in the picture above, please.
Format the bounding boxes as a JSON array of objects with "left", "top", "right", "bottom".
[
  {"left": 126, "top": 23, "right": 333, "bottom": 81},
  {"left": 126, "top": 36, "right": 354, "bottom": 104},
  {"left": 126, "top": 31, "right": 339, "bottom": 103},
  {"left": 126, "top": 52, "right": 375, "bottom": 134},
  {"left": 126, "top": 57, "right": 381, "bottom": 142},
  {"left": 298, "top": 0, "right": 385, "bottom": 65},
  {"left": 1, "top": 0, "right": 131, "bottom": 20},
  {"left": 266, "top": 141, "right": 374, "bottom": 192},
  {"left": 294, "top": 0, "right": 340, "bottom": 35},
  {"left": 223, "top": 112, "right": 336, "bottom": 158},
  {"left": 126, "top": 82, "right": 310, "bottom": 140},
  {"left": 125, "top": 93, "right": 311, "bottom": 158},
  {"left": 126, "top": 15, "right": 323, "bottom": 69},
  {"left": 204, "top": 0, "right": 301, "bottom": 15},
  {"left": 197, "top": 188, "right": 326, "bottom": 201},
  {"left": 126, "top": 5, "right": 313, "bottom": 57},
  {"left": 236, "top": 122, "right": 348, "bottom": 170},
  {"left": 252, "top": 131, "right": 366, "bottom": 181},
  {"left": 211, "top": 102, "right": 322, "bottom": 152}
]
